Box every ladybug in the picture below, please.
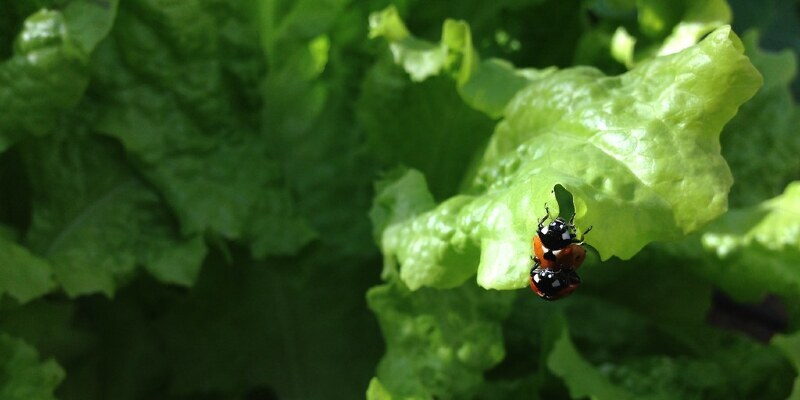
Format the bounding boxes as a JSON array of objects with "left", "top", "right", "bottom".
[
  {"left": 531, "top": 204, "right": 592, "bottom": 270},
  {"left": 529, "top": 265, "right": 581, "bottom": 300}
]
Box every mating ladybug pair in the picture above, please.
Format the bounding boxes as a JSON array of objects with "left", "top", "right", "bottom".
[{"left": 529, "top": 205, "right": 592, "bottom": 301}]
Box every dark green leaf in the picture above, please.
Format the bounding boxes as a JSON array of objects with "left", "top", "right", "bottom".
[
  {"left": 722, "top": 32, "right": 800, "bottom": 207},
  {"left": 367, "top": 280, "right": 514, "bottom": 398},
  {"left": 0, "top": 10, "right": 86, "bottom": 150},
  {"left": 91, "top": 0, "right": 315, "bottom": 258},
  {"left": 0, "top": 239, "right": 55, "bottom": 303},
  {"left": 0, "top": 333, "right": 64, "bottom": 400},
  {"left": 24, "top": 133, "right": 206, "bottom": 297}
]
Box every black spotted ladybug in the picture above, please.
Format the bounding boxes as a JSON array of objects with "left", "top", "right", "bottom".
[
  {"left": 531, "top": 204, "right": 592, "bottom": 271},
  {"left": 529, "top": 204, "right": 593, "bottom": 300},
  {"left": 529, "top": 264, "right": 581, "bottom": 300}
]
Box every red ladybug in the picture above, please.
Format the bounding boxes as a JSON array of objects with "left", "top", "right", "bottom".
[
  {"left": 531, "top": 205, "right": 592, "bottom": 270},
  {"left": 529, "top": 265, "right": 581, "bottom": 300},
  {"left": 529, "top": 205, "right": 593, "bottom": 301}
]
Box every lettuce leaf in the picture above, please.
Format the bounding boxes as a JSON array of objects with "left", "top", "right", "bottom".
[
  {"left": 0, "top": 0, "right": 216, "bottom": 301},
  {"left": 368, "top": 6, "right": 549, "bottom": 119},
  {"left": 366, "top": 378, "right": 393, "bottom": 400},
  {"left": 567, "top": 257, "right": 793, "bottom": 400},
  {"left": 0, "top": 239, "right": 55, "bottom": 303},
  {"left": 0, "top": 333, "right": 64, "bottom": 400},
  {"left": 547, "top": 316, "right": 634, "bottom": 400},
  {"left": 373, "top": 19, "right": 761, "bottom": 290},
  {"left": 577, "top": 0, "right": 731, "bottom": 71},
  {"left": 700, "top": 182, "right": 800, "bottom": 304},
  {"left": 367, "top": 280, "right": 514, "bottom": 399},
  {"left": 480, "top": 267, "right": 783, "bottom": 400},
  {"left": 0, "top": 9, "right": 85, "bottom": 151},
  {"left": 655, "top": 25, "right": 800, "bottom": 327},
  {"left": 728, "top": 0, "right": 800, "bottom": 99},
  {"left": 721, "top": 32, "right": 800, "bottom": 207},
  {"left": 91, "top": 0, "right": 314, "bottom": 259},
  {"left": 23, "top": 133, "right": 206, "bottom": 297},
  {"left": 774, "top": 332, "right": 800, "bottom": 400},
  {"left": 92, "top": 2, "right": 385, "bottom": 398},
  {"left": 369, "top": 168, "right": 437, "bottom": 247},
  {"left": 597, "top": 345, "right": 792, "bottom": 400},
  {"left": 0, "top": 1, "right": 117, "bottom": 152},
  {"left": 652, "top": 0, "right": 731, "bottom": 56},
  {"left": 358, "top": 59, "right": 496, "bottom": 200},
  {"left": 1, "top": 1, "right": 798, "bottom": 399}
]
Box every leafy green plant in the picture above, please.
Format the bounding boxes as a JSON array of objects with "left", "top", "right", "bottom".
[
  {"left": 0, "top": 0, "right": 799, "bottom": 399},
  {"left": 364, "top": 1, "right": 800, "bottom": 399}
]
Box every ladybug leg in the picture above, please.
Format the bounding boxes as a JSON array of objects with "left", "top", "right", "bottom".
[
  {"left": 538, "top": 203, "right": 551, "bottom": 228},
  {"left": 576, "top": 226, "right": 593, "bottom": 244},
  {"left": 568, "top": 212, "right": 576, "bottom": 225},
  {"left": 530, "top": 260, "right": 541, "bottom": 276}
]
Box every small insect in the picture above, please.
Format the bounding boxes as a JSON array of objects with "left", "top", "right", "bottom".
[
  {"left": 529, "top": 204, "right": 593, "bottom": 301},
  {"left": 529, "top": 265, "right": 581, "bottom": 301},
  {"left": 531, "top": 204, "right": 592, "bottom": 270}
]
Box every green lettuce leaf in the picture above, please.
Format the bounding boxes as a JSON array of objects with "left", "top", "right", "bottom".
[
  {"left": 497, "top": 270, "right": 790, "bottom": 400},
  {"left": 376, "top": 24, "right": 761, "bottom": 290},
  {"left": 728, "top": 0, "right": 800, "bottom": 99},
  {"left": 0, "top": 247, "right": 382, "bottom": 400},
  {"left": 369, "top": 168, "right": 436, "bottom": 247},
  {"left": 651, "top": 28, "right": 800, "bottom": 317},
  {"left": 0, "top": 9, "right": 85, "bottom": 151},
  {"left": 358, "top": 59, "right": 496, "bottom": 200},
  {"left": 97, "top": 2, "right": 386, "bottom": 398},
  {"left": 700, "top": 181, "right": 800, "bottom": 304},
  {"left": 642, "top": 0, "right": 731, "bottom": 54},
  {"left": 609, "top": 0, "right": 731, "bottom": 66},
  {"left": 0, "top": 1, "right": 117, "bottom": 152},
  {"left": 722, "top": 31, "right": 800, "bottom": 207},
  {"left": 367, "top": 281, "right": 514, "bottom": 399},
  {"left": 1, "top": 2, "right": 798, "bottom": 399},
  {"left": 549, "top": 258, "right": 792, "bottom": 400},
  {"left": 0, "top": 239, "right": 56, "bottom": 303},
  {"left": 61, "top": 0, "right": 119, "bottom": 53},
  {"left": 91, "top": 0, "right": 314, "bottom": 258},
  {"left": 23, "top": 133, "right": 206, "bottom": 297},
  {"left": 0, "top": 333, "right": 64, "bottom": 400},
  {"left": 368, "top": 5, "right": 550, "bottom": 119},
  {"left": 363, "top": 8, "right": 502, "bottom": 199},
  {"left": 774, "top": 332, "right": 800, "bottom": 400},
  {"left": 547, "top": 316, "right": 634, "bottom": 400},
  {"left": 597, "top": 345, "right": 792, "bottom": 400},
  {"left": 366, "top": 377, "right": 393, "bottom": 400},
  {"left": 257, "top": 0, "right": 386, "bottom": 262}
]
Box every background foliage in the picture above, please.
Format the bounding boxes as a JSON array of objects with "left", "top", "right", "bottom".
[{"left": 0, "top": 0, "right": 799, "bottom": 399}]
